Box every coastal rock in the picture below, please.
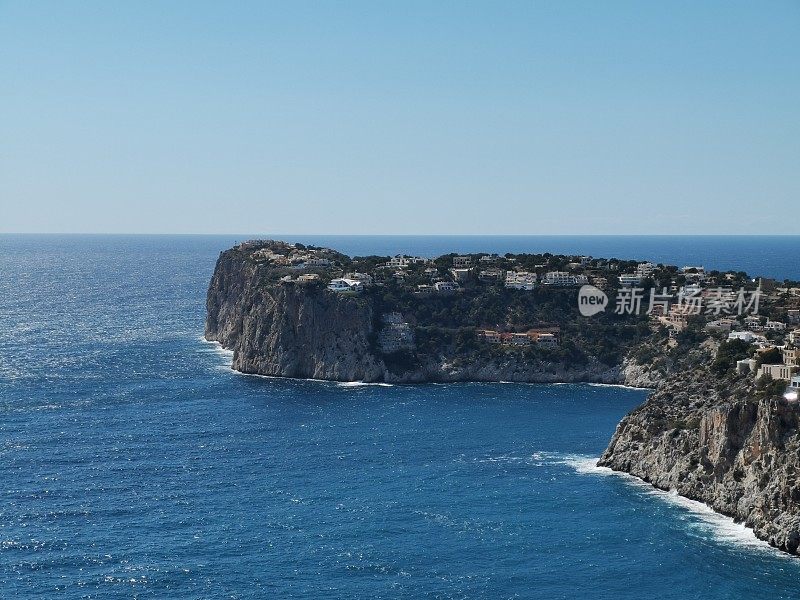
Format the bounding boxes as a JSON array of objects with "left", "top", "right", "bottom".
[
  {"left": 600, "top": 367, "right": 800, "bottom": 554},
  {"left": 205, "top": 247, "right": 631, "bottom": 384},
  {"left": 206, "top": 251, "right": 384, "bottom": 381}
]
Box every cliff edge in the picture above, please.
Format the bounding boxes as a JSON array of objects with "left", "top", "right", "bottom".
[{"left": 600, "top": 345, "right": 800, "bottom": 554}]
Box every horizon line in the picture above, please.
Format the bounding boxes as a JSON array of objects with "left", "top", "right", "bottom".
[{"left": 3, "top": 232, "right": 800, "bottom": 238}]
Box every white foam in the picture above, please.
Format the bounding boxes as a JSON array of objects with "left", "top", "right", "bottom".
[
  {"left": 337, "top": 381, "right": 394, "bottom": 387},
  {"left": 555, "top": 453, "right": 787, "bottom": 557},
  {"left": 198, "top": 337, "right": 234, "bottom": 358},
  {"left": 586, "top": 382, "right": 650, "bottom": 391}
]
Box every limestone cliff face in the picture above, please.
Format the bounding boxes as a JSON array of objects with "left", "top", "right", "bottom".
[
  {"left": 600, "top": 367, "right": 800, "bottom": 554},
  {"left": 205, "top": 251, "right": 384, "bottom": 381},
  {"left": 205, "top": 249, "right": 630, "bottom": 384}
]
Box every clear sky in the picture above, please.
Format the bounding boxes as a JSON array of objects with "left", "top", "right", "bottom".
[{"left": 1, "top": 1, "right": 798, "bottom": 235}]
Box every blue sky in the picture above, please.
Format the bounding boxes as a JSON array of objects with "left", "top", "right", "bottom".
[{"left": 1, "top": 1, "right": 798, "bottom": 234}]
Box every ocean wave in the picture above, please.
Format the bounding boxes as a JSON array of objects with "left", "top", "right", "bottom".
[
  {"left": 554, "top": 453, "right": 786, "bottom": 557},
  {"left": 198, "top": 337, "right": 234, "bottom": 358},
  {"left": 337, "top": 381, "right": 394, "bottom": 388},
  {"left": 585, "top": 382, "right": 650, "bottom": 391}
]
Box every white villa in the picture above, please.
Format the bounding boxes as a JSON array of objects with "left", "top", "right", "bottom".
[
  {"left": 636, "top": 262, "right": 657, "bottom": 278},
  {"left": 304, "top": 258, "right": 332, "bottom": 268},
  {"left": 765, "top": 320, "right": 787, "bottom": 331},
  {"left": 453, "top": 256, "right": 472, "bottom": 268},
  {"left": 344, "top": 272, "right": 373, "bottom": 285},
  {"left": 434, "top": 281, "right": 459, "bottom": 293},
  {"left": 505, "top": 271, "right": 537, "bottom": 290},
  {"left": 541, "top": 272, "right": 588, "bottom": 286},
  {"left": 478, "top": 268, "right": 505, "bottom": 283},
  {"left": 706, "top": 318, "right": 736, "bottom": 332},
  {"left": 385, "top": 255, "right": 427, "bottom": 268},
  {"left": 327, "top": 278, "right": 363, "bottom": 293},
  {"left": 681, "top": 266, "right": 706, "bottom": 282},
  {"left": 619, "top": 273, "right": 642, "bottom": 287},
  {"left": 728, "top": 331, "right": 756, "bottom": 343}
]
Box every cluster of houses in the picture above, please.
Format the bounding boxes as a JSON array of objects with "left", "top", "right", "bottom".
[
  {"left": 249, "top": 243, "right": 333, "bottom": 270},
  {"left": 727, "top": 309, "right": 800, "bottom": 391},
  {"left": 619, "top": 264, "right": 708, "bottom": 288},
  {"left": 735, "top": 343, "right": 800, "bottom": 391},
  {"left": 617, "top": 262, "right": 657, "bottom": 287},
  {"left": 279, "top": 273, "right": 321, "bottom": 285},
  {"left": 477, "top": 328, "right": 560, "bottom": 348},
  {"left": 324, "top": 252, "right": 593, "bottom": 296}
]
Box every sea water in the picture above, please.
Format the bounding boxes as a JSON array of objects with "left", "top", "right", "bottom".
[{"left": 1, "top": 234, "right": 800, "bottom": 599}]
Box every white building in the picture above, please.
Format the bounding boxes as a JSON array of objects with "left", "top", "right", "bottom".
[
  {"left": 453, "top": 256, "right": 472, "bottom": 268},
  {"left": 706, "top": 318, "right": 736, "bottom": 332},
  {"left": 535, "top": 333, "right": 558, "bottom": 347},
  {"left": 478, "top": 268, "right": 505, "bottom": 283},
  {"left": 505, "top": 271, "right": 537, "bottom": 290},
  {"left": 791, "top": 374, "right": 800, "bottom": 389},
  {"left": 542, "top": 272, "right": 587, "bottom": 286},
  {"left": 783, "top": 347, "right": 800, "bottom": 367},
  {"left": 511, "top": 333, "right": 531, "bottom": 346},
  {"left": 386, "top": 255, "right": 427, "bottom": 268},
  {"left": 636, "top": 262, "right": 657, "bottom": 278},
  {"left": 743, "top": 315, "right": 763, "bottom": 330},
  {"left": 728, "top": 331, "right": 758, "bottom": 343},
  {"left": 681, "top": 266, "right": 706, "bottom": 281},
  {"left": 765, "top": 320, "right": 787, "bottom": 332},
  {"left": 678, "top": 283, "right": 703, "bottom": 297},
  {"left": 478, "top": 330, "right": 502, "bottom": 343},
  {"left": 345, "top": 272, "right": 373, "bottom": 285},
  {"left": 434, "top": 281, "right": 459, "bottom": 293},
  {"left": 327, "top": 278, "right": 363, "bottom": 293},
  {"left": 305, "top": 258, "right": 332, "bottom": 268},
  {"left": 619, "top": 274, "right": 642, "bottom": 287},
  {"left": 759, "top": 364, "right": 799, "bottom": 381}
]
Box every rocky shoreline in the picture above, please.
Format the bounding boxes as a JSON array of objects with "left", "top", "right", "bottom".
[
  {"left": 205, "top": 248, "right": 648, "bottom": 385},
  {"left": 599, "top": 364, "right": 800, "bottom": 554},
  {"left": 206, "top": 242, "right": 800, "bottom": 555}
]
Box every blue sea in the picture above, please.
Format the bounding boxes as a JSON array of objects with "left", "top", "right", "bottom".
[{"left": 2, "top": 234, "right": 800, "bottom": 599}]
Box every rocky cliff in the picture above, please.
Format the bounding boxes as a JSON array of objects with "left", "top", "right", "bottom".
[
  {"left": 206, "top": 249, "right": 384, "bottom": 381},
  {"left": 600, "top": 354, "right": 800, "bottom": 554},
  {"left": 205, "top": 247, "right": 635, "bottom": 384}
]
